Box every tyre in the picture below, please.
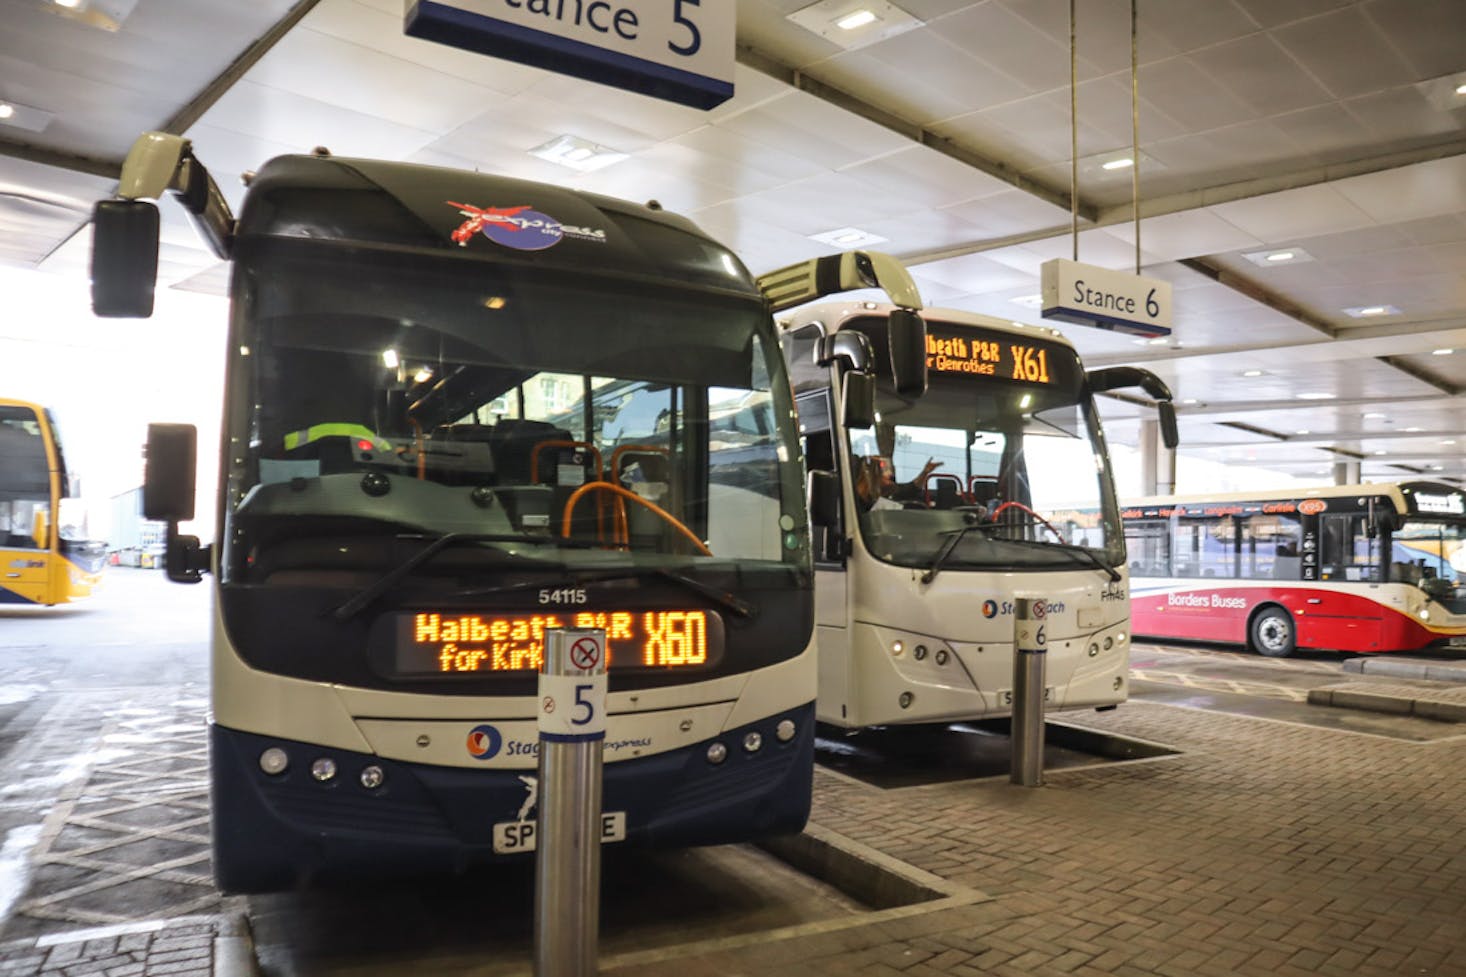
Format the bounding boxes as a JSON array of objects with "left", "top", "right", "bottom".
[{"left": 1250, "top": 606, "right": 1296, "bottom": 658}]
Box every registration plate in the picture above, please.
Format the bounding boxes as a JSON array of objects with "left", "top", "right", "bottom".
[
  {"left": 492, "top": 812, "right": 627, "bottom": 854},
  {"left": 997, "top": 687, "right": 1055, "bottom": 706},
  {"left": 1449, "top": 636, "right": 1466, "bottom": 648}
]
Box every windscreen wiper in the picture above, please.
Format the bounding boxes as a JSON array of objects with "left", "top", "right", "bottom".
[
  {"left": 450, "top": 566, "right": 756, "bottom": 619},
  {"left": 921, "top": 524, "right": 997, "bottom": 584},
  {"left": 332, "top": 533, "right": 594, "bottom": 622},
  {"left": 1030, "top": 539, "right": 1121, "bottom": 582}
]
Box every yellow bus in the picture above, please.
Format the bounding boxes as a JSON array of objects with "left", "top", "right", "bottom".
[{"left": 0, "top": 398, "right": 106, "bottom": 605}]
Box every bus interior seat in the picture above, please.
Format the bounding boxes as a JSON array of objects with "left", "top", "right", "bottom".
[
  {"left": 934, "top": 479, "right": 961, "bottom": 510},
  {"left": 486, "top": 420, "right": 572, "bottom": 484}
]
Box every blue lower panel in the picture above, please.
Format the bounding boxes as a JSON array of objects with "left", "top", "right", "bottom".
[{"left": 210, "top": 703, "right": 814, "bottom": 893}]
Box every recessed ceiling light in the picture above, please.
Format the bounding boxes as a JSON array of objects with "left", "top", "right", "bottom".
[
  {"left": 1181, "top": 398, "right": 1198, "bottom": 405},
  {"left": 1374, "top": 450, "right": 1387, "bottom": 455},
  {"left": 1296, "top": 392, "right": 1335, "bottom": 400},
  {"left": 1343, "top": 304, "right": 1401, "bottom": 318},
  {"left": 1009, "top": 294, "right": 1044, "bottom": 309},
  {"left": 1242, "top": 247, "right": 1313, "bottom": 268},
  {"left": 1443, "top": 439, "right": 1457, "bottom": 445},
  {"left": 0, "top": 98, "right": 54, "bottom": 133},
  {"left": 1101, "top": 157, "right": 1134, "bottom": 171},
  {"left": 45, "top": 0, "right": 138, "bottom": 30},
  {"left": 1363, "top": 412, "right": 1388, "bottom": 419},
  {"left": 1146, "top": 337, "right": 1169, "bottom": 346},
  {"left": 528, "top": 134, "right": 628, "bottom": 173},
  {"left": 53, "top": 0, "right": 82, "bottom": 7},
  {"left": 787, "top": 0, "right": 923, "bottom": 50},
  {"left": 1296, "top": 429, "right": 1310, "bottom": 435},
  {"left": 1432, "top": 348, "right": 1454, "bottom": 355},
  {"left": 835, "top": 9, "right": 879, "bottom": 29},
  {"left": 1457, "top": 83, "right": 1466, "bottom": 96},
  {"left": 1406, "top": 427, "right": 1422, "bottom": 432},
  {"left": 809, "top": 226, "right": 887, "bottom": 248},
  {"left": 1242, "top": 369, "right": 1265, "bottom": 377}
]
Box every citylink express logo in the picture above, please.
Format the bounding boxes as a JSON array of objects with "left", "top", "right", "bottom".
[
  {"left": 982, "top": 600, "right": 999, "bottom": 619},
  {"left": 447, "top": 201, "right": 607, "bottom": 251},
  {"left": 466, "top": 724, "right": 503, "bottom": 761}
]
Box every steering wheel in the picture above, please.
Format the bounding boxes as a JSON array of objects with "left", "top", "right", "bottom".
[
  {"left": 989, "top": 500, "right": 1064, "bottom": 543},
  {"left": 562, "top": 482, "right": 712, "bottom": 556}
]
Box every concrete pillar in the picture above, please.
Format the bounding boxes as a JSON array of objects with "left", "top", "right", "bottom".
[{"left": 1333, "top": 461, "right": 1360, "bottom": 485}]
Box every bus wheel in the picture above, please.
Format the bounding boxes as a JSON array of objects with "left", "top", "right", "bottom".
[{"left": 1250, "top": 607, "right": 1296, "bottom": 658}]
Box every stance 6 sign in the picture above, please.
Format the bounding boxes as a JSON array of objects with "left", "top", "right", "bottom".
[
  {"left": 1040, "top": 258, "right": 1172, "bottom": 338},
  {"left": 405, "top": 0, "right": 735, "bottom": 110}
]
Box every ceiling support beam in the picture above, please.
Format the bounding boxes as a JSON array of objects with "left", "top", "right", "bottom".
[
  {"left": 735, "top": 45, "right": 1091, "bottom": 223},
  {"left": 1376, "top": 355, "right": 1464, "bottom": 396},
  {"left": 0, "top": 140, "right": 119, "bottom": 180},
  {"left": 1177, "top": 257, "right": 1336, "bottom": 338}
]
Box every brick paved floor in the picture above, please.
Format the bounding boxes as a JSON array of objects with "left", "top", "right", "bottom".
[{"left": 612, "top": 700, "right": 1466, "bottom": 977}]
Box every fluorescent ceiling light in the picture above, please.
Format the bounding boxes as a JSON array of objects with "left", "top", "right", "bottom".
[
  {"left": 809, "top": 226, "right": 887, "bottom": 248},
  {"left": 1343, "top": 304, "right": 1400, "bottom": 318},
  {"left": 787, "top": 0, "right": 923, "bottom": 50},
  {"left": 1100, "top": 157, "right": 1134, "bottom": 171},
  {"left": 1296, "top": 429, "right": 1310, "bottom": 435},
  {"left": 45, "top": 0, "right": 139, "bottom": 30},
  {"left": 1406, "top": 427, "right": 1422, "bottom": 432},
  {"left": 836, "top": 9, "right": 878, "bottom": 29},
  {"left": 1241, "top": 247, "right": 1313, "bottom": 267},
  {"left": 1009, "top": 294, "right": 1044, "bottom": 309},
  {"left": 1363, "top": 412, "right": 1388, "bottom": 419},
  {"left": 1295, "top": 392, "right": 1335, "bottom": 400},
  {"left": 414, "top": 367, "right": 434, "bottom": 383},
  {"left": 1242, "top": 369, "right": 1264, "bottom": 377},
  {"left": 1432, "top": 348, "right": 1454, "bottom": 355},
  {"left": 1457, "top": 83, "right": 1466, "bottom": 96},
  {"left": 528, "top": 134, "right": 628, "bottom": 173},
  {"left": 382, "top": 349, "right": 399, "bottom": 369},
  {"left": 1146, "top": 337, "right": 1169, "bottom": 346},
  {"left": 1442, "top": 440, "right": 1457, "bottom": 445},
  {"left": 53, "top": 0, "right": 82, "bottom": 7},
  {"left": 0, "top": 99, "right": 55, "bottom": 133}
]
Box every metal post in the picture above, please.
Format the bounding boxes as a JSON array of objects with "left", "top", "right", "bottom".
[
  {"left": 1010, "top": 597, "right": 1047, "bottom": 787},
  {"left": 534, "top": 627, "right": 608, "bottom": 977}
]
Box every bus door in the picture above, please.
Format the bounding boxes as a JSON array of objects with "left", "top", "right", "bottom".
[{"left": 794, "top": 388, "right": 851, "bottom": 715}]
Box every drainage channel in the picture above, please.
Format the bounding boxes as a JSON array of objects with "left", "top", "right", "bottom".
[
  {"left": 245, "top": 824, "right": 982, "bottom": 977},
  {"left": 815, "top": 719, "right": 1180, "bottom": 789}
]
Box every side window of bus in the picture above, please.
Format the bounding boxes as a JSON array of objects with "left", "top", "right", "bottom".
[
  {"left": 1171, "top": 520, "right": 1201, "bottom": 577},
  {"left": 1124, "top": 519, "right": 1169, "bottom": 575},
  {"left": 1320, "top": 514, "right": 1377, "bottom": 582},
  {"left": 1243, "top": 514, "right": 1302, "bottom": 580}
]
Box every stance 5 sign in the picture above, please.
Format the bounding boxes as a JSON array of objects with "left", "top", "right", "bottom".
[{"left": 405, "top": 0, "right": 734, "bottom": 109}]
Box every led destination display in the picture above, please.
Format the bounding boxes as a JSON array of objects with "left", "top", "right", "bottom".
[
  {"left": 395, "top": 610, "right": 720, "bottom": 676},
  {"left": 925, "top": 329, "right": 1075, "bottom": 387}
]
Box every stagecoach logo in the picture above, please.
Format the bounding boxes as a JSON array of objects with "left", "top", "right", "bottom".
[
  {"left": 447, "top": 201, "right": 608, "bottom": 251},
  {"left": 1298, "top": 498, "right": 1328, "bottom": 515},
  {"left": 982, "top": 600, "right": 999, "bottom": 619},
  {"left": 466, "top": 723, "right": 503, "bottom": 760}
]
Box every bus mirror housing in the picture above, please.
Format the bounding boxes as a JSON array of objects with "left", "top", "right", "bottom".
[
  {"left": 888, "top": 307, "right": 928, "bottom": 398},
  {"left": 144, "top": 423, "right": 209, "bottom": 584},
  {"left": 816, "top": 331, "right": 872, "bottom": 372},
  {"left": 91, "top": 199, "right": 160, "bottom": 318},
  {"left": 807, "top": 469, "right": 840, "bottom": 530},
  {"left": 1088, "top": 365, "right": 1178, "bottom": 449},
  {"left": 758, "top": 250, "right": 925, "bottom": 313},
  {"left": 842, "top": 371, "right": 876, "bottom": 430},
  {"left": 30, "top": 508, "right": 48, "bottom": 551}
]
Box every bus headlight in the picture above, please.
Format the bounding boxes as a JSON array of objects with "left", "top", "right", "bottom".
[
  {"left": 743, "top": 732, "right": 763, "bottom": 753},
  {"left": 360, "top": 765, "right": 385, "bottom": 789},
  {"left": 311, "top": 758, "right": 338, "bottom": 782},
  {"left": 775, "top": 719, "right": 796, "bottom": 742},
  {"left": 1418, "top": 609, "right": 1431, "bottom": 621},
  {"left": 259, "top": 748, "right": 288, "bottom": 776},
  {"left": 707, "top": 743, "right": 728, "bottom": 764}
]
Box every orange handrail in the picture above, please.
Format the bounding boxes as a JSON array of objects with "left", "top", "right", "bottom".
[{"left": 561, "top": 482, "right": 711, "bottom": 556}]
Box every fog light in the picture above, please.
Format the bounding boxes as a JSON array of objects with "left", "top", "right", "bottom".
[
  {"left": 743, "top": 732, "right": 763, "bottom": 753},
  {"left": 1113, "top": 676, "right": 1124, "bottom": 690},
  {"left": 1104, "top": 636, "right": 1114, "bottom": 650},
  {"left": 934, "top": 649, "right": 949, "bottom": 666},
  {"left": 259, "top": 748, "right": 288, "bottom": 776},
  {"left": 311, "top": 758, "right": 338, "bottom": 782},
  {"left": 891, "top": 640, "right": 904, "bottom": 657},
  {"left": 898, "top": 691, "right": 914, "bottom": 709},
  {"left": 1088, "top": 642, "right": 1100, "bottom": 657},
  {"left": 707, "top": 742, "right": 728, "bottom": 764},
  {"left": 1418, "top": 609, "right": 1430, "bottom": 621},
  {"left": 775, "top": 719, "right": 796, "bottom": 742},
  {"left": 360, "top": 765, "right": 385, "bottom": 789},
  {"left": 913, "top": 644, "right": 927, "bottom": 660}
]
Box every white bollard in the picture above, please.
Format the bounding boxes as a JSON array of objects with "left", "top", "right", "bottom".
[{"left": 1010, "top": 597, "right": 1046, "bottom": 787}]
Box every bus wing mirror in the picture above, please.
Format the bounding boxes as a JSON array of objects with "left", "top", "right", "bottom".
[
  {"left": 888, "top": 307, "right": 928, "bottom": 397},
  {"left": 143, "top": 423, "right": 197, "bottom": 522},
  {"left": 31, "top": 508, "right": 49, "bottom": 550},
  {"left": 807, "top": 470, "right": 840, "bottom": 530},
  {"left": 758, "top": 250, "right": 925, "bottom": 313},
  {"left": 1088, "top": 365, "right": 1177, "bottom": 448},
  {"left": 144, "top": 423, "right": 208, "bottom": 584},
  {"left": 816, "top": 331, "right": 872, "bottom": 372},
  {"left": 91, "top": 199, "right": 160, "bottom": 318},
  {"left": 842, "top": 371, "right": 875, "bottom": 430},
  {"left": 1158, "top": 401, "right": 1180, "bottom": 450}
]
